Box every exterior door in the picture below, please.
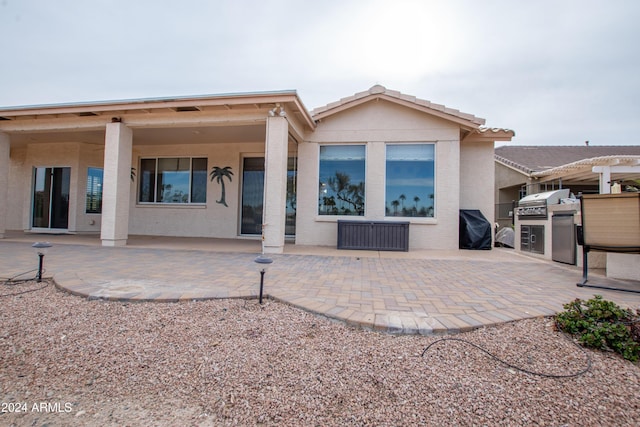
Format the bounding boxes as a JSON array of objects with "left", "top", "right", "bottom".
[
  {"left": 240, "top": 157, "right": 297, "bottom": 236},
  {"left": 240, "top": 158, "right": 265, "bottom": 235},
  {"left": 32, "top": 167, "right": 70, "bottom": 230}
]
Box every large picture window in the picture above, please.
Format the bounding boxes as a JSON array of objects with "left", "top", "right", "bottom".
[
  {"left": 139, "top": 157, "right": 207, "bottom": 204},
  {"left": 385, "top": 144, "right": 435, "bottom": 217},
  {"left": 318, "top": 145, "right": 365, "bottom": 216},
  {"left": 86, "top": 167, "right": 103, "bottom": 213}
]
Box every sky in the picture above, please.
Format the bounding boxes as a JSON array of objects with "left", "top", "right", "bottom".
[{"left": 1, "top": 0, "right": 639, "bottom": 146}]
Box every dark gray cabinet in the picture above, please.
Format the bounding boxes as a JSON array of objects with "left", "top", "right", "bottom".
[{"left": 337, "top": 221, "right": 409, "bottom": 251}]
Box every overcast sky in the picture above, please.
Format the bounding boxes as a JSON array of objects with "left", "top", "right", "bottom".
[{"left": 1, "top": 0, "right": 639, "bottom": 146}]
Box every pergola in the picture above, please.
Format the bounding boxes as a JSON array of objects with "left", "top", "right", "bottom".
[{"left": 531, "top": 155, "right": 640, "bottom": 194}]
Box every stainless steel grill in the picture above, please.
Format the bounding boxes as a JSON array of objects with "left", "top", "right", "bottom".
[{"left": 516, "top": 189, "right": 570, "bottom": 219}]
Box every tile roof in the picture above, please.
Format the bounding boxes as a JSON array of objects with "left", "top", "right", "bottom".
[
  {"left": 311, "top": 85, "right": 486, "bottom": 126},
  {"left": 495, "top": 145, "right": 640, "bottom": 174}
]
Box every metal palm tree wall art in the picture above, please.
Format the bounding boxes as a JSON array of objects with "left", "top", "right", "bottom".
[{"left": 210, "top": 166, "right": 233, "bottom": 207}]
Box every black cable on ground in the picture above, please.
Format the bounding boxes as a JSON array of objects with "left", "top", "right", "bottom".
[
  {"left": 0, "top": 281, "right": 50, "bottom": 298},
  {"left": 1, "top": 268, "right": 39, "bottom": 284},
  {"left": 421, "top": 335, "right": 592, "bottom": 379},
  {"left": 1, "top": 269, "right": 49, "bottom": 298}
]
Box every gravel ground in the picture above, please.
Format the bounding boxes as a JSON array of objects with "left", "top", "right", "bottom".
[{"left": 1, "top": 280, "right": 639, "bottom": 426}]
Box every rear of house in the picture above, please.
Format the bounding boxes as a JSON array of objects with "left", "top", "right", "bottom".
[{"left": 0, "top": 85, "right": 513, "bottom": 253}]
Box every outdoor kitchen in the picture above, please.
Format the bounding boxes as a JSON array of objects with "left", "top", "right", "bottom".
[
  {"left": 514, "top": 189, "right": 640, "bottom": 282},
  {"left": 515, "top": 189, "right": 578, "bottom": 261}
]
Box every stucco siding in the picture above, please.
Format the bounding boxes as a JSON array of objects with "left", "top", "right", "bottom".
[
  {"left": 128, "top": 142, "right": 252, "bottom": 238},
  {"left": 460, "top": 140, "right": 495, "bottom": 224},
  {"left": 308, "top": 100, "right": 460, "bottom": 143},
  {"left": 296, "top": 99, "right": 462, "bottom": 250},
  {"left": 7, "top": 146, "right": 26, "bottom": 230},
  {"left": 495, "top": 162, "right": 528, "bottom": 202},
  {"left": 76, "top": 143, "right": 105, "bottom": 233}
]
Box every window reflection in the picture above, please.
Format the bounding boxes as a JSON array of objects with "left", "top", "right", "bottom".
[
  {"left": 86, "top": 167, "right": 103, "bottom": 213},
  {"left": 139, "top": 157, "right": 207, "bottom": 204},
  {"left": 385, "top": 144, "right": 435, "bottom": 217},
  {"left": 318, "top": 145, "right": 366, "bottom": 216}
]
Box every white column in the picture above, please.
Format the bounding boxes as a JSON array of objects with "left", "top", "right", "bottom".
[
  {"left": 594, "top": 165, "right": 611, "bottom": 194},
  {"left": 101, "top": 122, "right": 133, "bottom": 247},
  {"left": 262, "top": 115, "right": 289, "bottom": 254},
  {"left": 0, "top": 132, "right": 9, "bottom": 238}
]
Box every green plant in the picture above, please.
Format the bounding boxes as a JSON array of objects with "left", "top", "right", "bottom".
[{"left": 556, "top": 295, "right": 640, "bottom": 361}]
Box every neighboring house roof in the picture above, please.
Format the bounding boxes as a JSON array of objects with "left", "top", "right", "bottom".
[{"left": 495, "top": 145, "right": 640, "bottom": 174}]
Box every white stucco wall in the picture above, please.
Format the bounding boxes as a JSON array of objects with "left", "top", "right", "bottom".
[
  {"left": 9, "top": 138, "right": 293, "bottom": 240},
  {"left": 76, "top": 144, "right": 104, "bottom": 233},
  {"left": 7, "top": 146, "right": 27, "bottom": 230},
  {"left": 460, "top": 140, "right": 495, "bottom": 225},
  {"left": 0, "top": 133, "right": 9, "bottom": 237},
  {"left": 296, "top": 99, "right": 464, "bottom": 250},
  {"left": 129, "top": 142, "right": 249, "bottom": 238},
  {"left": 607, "top": 253, "right": 640, "bottom": 281}
]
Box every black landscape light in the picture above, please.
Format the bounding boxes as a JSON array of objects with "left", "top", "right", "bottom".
[
  {"left": 254, "top": 254, "right": 273, "bottom": 304},
  {"left": 31, "top": 242, "right": 52, "bottom": 282}
]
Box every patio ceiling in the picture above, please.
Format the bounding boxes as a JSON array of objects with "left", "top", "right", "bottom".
[{"left": 5, "top": 123, "right": 267, "bottom": 147}]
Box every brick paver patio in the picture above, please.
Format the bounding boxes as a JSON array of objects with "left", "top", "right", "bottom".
[{"left": 1, "top": 234, "right": 639, "bottom": 334}]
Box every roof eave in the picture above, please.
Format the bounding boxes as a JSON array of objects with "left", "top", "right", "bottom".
[{"left": 0, "top": 90, "right": 317, "bottom": 130}]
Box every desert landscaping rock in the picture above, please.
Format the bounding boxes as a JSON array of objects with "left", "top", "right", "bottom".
[{"left": 1, "top": 280, "right": 639, "bottom": 426}]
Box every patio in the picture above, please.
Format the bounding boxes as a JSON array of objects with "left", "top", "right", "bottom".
[{"left": 2, "top": 231, "right": 639, "bottom": 334}]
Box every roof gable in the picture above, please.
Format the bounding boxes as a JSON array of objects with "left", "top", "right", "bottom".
[{"left": 312, "top": 85, "right": 486, "bottom": 130}]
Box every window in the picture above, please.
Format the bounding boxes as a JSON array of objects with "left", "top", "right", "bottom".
[
  {"left": 318, "top": 145, "right": 365, "bottom": 216},
  {"left": 86, "top": 167, "right": 103, "bottom": 213},
  {"left": 139, "top": 157, "right": 207, "bottom": 204},
  {"left": 385, "top": 144, "right": 435, "bottom": 217}
]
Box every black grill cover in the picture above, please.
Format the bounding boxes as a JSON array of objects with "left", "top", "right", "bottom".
[{"left": 459, "top": 210, "right": 492, "bottom": 250}]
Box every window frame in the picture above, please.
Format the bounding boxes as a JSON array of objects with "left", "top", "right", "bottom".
[
  {"left": 384, "top": 142, "right": 436, "bottom": 219},
  {"left": 137, "top": 156, "right": 208, "bottom": 205},
  {"left": 85, "top": 167, "right": 103, "bottom": 214},
  {"left": 317, "top": 144, "right": 367, "bottom": 217}
]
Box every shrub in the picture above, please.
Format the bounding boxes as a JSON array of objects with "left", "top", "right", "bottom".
[{"left": 555, "top": 295, "right": 640, "bottom": 362}]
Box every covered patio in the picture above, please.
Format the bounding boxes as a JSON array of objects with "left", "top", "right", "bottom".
[{"left": 0, "top": 91, "right": 314, "bottom": 253}]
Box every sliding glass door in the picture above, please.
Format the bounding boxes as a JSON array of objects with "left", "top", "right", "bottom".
[
  {"left": 240, "top": 158, "right": 265, "bottom": 235},
  {"left": 240, "top": 157, "right": 297, "bottom": 236},
  {"left": 32, "top": 167, "right": 70, "bottom": 230}
]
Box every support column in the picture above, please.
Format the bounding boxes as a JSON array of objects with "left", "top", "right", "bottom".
[
  {"left": 101, "top": 122, "right": 132, "bottom": 247},
  {"left": 594, "top": 165, "right": 611, "bottom": 194},
  {"left": 262, "top": 115, "right": 289, "bottom": 254},
  {"left": 0, "top": 132, "right": 9, "bottom": 238}
]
